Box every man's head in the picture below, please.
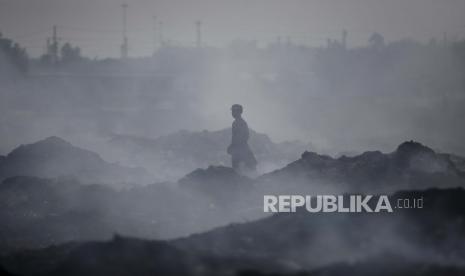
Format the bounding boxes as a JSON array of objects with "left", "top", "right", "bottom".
[{"left": 231, "top": 104, "right": 243, "bottom": 119}]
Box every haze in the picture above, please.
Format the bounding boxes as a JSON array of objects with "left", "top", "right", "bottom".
[{"left": 1, "top": 0, "right": 464, "bottom": 57}]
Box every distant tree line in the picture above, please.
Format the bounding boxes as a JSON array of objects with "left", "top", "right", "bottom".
[
  {"left": 40, "top": 42, "right": 85, "bottom": 65},
  {"left": 0, "top": 33, "right": 28, "bottom": 73}
]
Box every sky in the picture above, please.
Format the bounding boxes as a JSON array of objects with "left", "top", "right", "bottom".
[
  {"left": 0, "top": 0, "right": 465, "bottom": 57},
  {"left": 1, "top": 0, "right": 465, "bottom": 158}
]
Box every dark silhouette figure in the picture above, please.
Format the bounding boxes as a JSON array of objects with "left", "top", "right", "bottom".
[{"left": 227, "top": 104, "right": 257, "bottom": 174}]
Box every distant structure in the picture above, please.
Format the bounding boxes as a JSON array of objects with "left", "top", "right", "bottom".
[
  {"left": 342, "top": 29, "right": 348, "bottom": 49},
  {"left": 368, "top": 32, "right": 385, "bottom": 50},
  {"left": 443, "top": 32, "right": 448, "bottom": 47},
  {"left": 46, "top": 25, "right": 60, "bottom": 64},
  {"left": 120, "top": 3, "right": 129, "bottom": 59},
  {"left": 158, "top": 20, "right": 164, "bottom": 47},
  {"left": 195, "top": 20, "right": 202, "bottom": 48},
  {"left": 152, "top": 16, "right": 157, "bottom": 54},
  {"left": 286, "top": 36, "right": 292, "bottom": 47},
  {"left": 326, "top": 38, "right": 333, "bottom": 49}
]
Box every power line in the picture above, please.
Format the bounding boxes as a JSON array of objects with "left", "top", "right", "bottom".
[{"left": 9, "top": 29, "right": 50, "bottom": 40}]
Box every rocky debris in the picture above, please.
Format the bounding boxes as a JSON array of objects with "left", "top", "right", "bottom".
[
  {"left": 2, "top": 188, "right": 465, "bottom": 276},
  {"left": 1, "top": 236, "right": 198, "bottom": 276},
  {"left": 178, "top": 166, "right": 258, "bottom": 212},
  {"left": 105, "top": 129, "right": 310, "bottom": 180},
  {"left": 441, "top": 153, "right": 465, "bottom": 172},
  {"left": 1, "top": 140, "right": 465, "bottom": 273},
  {"left": 0, "top": 136, "right": 152, "bottom": 187},
  {"left": 393, "top": 141, "right": 455, "bottom": 173},
  {"left": 0, "top": 174, "right": 256, "bottom": 253},
  {"left": 305, "top": 251, "right": 465, "bottom": 276},
  {"left": 263, "top": 140, "right": 465, "bottom": 191},
  {"left": 174, "top": 188, "right": 465, "bottom": 270},
  {"left": 179, "top": 166, "right": 252, "bottom": 193},
  {"left": 1, "top": 140, "right": 464, "bottom": 253}
]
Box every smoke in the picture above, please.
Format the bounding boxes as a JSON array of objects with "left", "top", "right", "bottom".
[
  {"left": 1, "top": 3, "right": 465, "bottom": 275},
  {"left": 1, "top": 38, "right": 465, "bottom": 162}
]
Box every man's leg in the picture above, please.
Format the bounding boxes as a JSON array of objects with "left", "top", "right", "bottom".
[{"left": 232, "top": 155, "right": 240, "bottom": 170}]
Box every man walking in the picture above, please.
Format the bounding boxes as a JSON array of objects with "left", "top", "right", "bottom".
[{"left": 227, "top": 104, "right": 257, "bottom": 174}]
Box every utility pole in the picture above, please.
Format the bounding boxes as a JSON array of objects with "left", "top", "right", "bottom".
[
  {"left": 152, "top": 16, "right": 157, "bottom": 54},
  {"left": 121, "top": 3, "right": 129, "bottom": 59},
  {"left": 47, "top": 25, "right": 60, "bottom": 64},
  {"left": 342, "top": 29, "right": 348, "bottom": 49},
  {"left": 195, "top": 20, "right": 202, "bottom": 48},
  {"left": 158, "top": 20, "right": 164, "bottom": 47}
]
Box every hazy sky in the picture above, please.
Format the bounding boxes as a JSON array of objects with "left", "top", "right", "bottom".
[{"left": 1, "top": 0, "right": 464, "bottom": 57}]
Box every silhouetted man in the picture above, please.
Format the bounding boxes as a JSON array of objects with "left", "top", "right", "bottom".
[{"left": 227, "top": 104, "right": 257, "bottom": 174}]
